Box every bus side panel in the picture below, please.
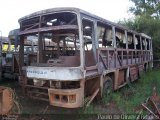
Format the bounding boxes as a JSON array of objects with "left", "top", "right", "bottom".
[{"left": 130, "top": 66, "right": 139, "bottom": 82}]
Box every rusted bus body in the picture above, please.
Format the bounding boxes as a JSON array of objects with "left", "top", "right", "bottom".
[
  {"left": 18, "top": 7, "right": 153, "bottom": 108},
  {"left": 0, "top": 36, "right": 11, "bottom": 79},
  {"left": 1, "top": 29, "right": 38, "bottom": 79},
  {"left": 1, "top": 30, "right": 19, "bottom": 79}
]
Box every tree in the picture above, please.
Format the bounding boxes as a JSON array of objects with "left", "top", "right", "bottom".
[
  {"left": 129, "top": 0, "right": 160, "bottom": 18},
  {"left": 119, "top": 0, "right": 160, "bottom": 59}
]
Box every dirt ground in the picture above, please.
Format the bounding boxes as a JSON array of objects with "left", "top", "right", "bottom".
[{"left": 0, "top": 79, "right": 122, "bottom": 120}]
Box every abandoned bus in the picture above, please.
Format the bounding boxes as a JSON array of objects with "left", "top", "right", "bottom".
[
  {"left": 18, "top": 7, "right": 153, "bottom": 108},
  {"left": 1, "top": 29, "right": 20, "bottom": 79},
  {"left": 1, "top": 29, "right": 38, "bottom": 79},
  {"left": 0, "top": 36, "right": 12, "bottom": 79}
]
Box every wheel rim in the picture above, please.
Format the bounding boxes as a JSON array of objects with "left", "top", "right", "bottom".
[{"left": 103, "top": 78, "right": 112, "bottom": 96}]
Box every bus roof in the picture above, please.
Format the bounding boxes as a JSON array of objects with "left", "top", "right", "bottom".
[
  {"left": 140, "top": 33, "right": 151, "bottom": 39},
  {"left": 19, "top": 7, "right": 151, "bottom": 39},
  {"left": 18, "top": 7, "right": 80, "bottom": 22},
  {"left": 1, "top": 37, "right": 9, "bottom": 44}
]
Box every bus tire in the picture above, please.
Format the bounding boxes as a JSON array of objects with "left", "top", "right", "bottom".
[{"left": 103, "top": 76, "right": 113, "bottom": 96}]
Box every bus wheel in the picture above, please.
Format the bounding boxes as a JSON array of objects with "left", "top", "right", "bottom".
[{"left": 103, "top": 76, "right": 113, "bottom": 96}]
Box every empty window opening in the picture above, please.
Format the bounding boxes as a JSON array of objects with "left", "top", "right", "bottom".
[
  {"left": 115, "top": 28, "right": 125, "bottom": 48},
  {"left": 135, "top": 35, "right": 141, "bottom": 50},
  {"left": 41, "top": 12, "right": 77, "bottom": 27},
  {"left": 97, "top": 22, "right": 113, "bottom": 48},
  {"left": 128, "top": 33, "right": 134, "bottom": 49},
  {"left": 82, "top": 19, "right": 97, "bottom": 67}
]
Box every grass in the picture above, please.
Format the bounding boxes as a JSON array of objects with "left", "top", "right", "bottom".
[
  {"left": 84, "top": 68, "right": 160, "bottom": 115},
  {"left": 113, "top": 69, "right": 160, "bottom": 113}
]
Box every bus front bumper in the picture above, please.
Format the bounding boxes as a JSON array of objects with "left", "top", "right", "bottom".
[{"left": 48, "top": 88, "right": 83, "bottom": 108}]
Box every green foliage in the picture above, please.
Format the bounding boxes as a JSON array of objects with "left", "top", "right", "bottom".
[
  {"left": 104, "top": 69, "right": 160, "bottom": 114},
  {"left": 129, "top": 0, "right": 160, "bottom": 18}
]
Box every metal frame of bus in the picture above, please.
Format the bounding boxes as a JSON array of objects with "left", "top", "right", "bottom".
[
  {"left": 1, "top": 30, "right": 19, "bottom": 79},
  {"left": 1, "top": 29, "right": 38, "bottom": 79},
  {"left": 0, "top": 36, "right": 12, "bottom": 79},
  {"left": 18, "top": 7, "right": 153, "bottom": 108}
]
